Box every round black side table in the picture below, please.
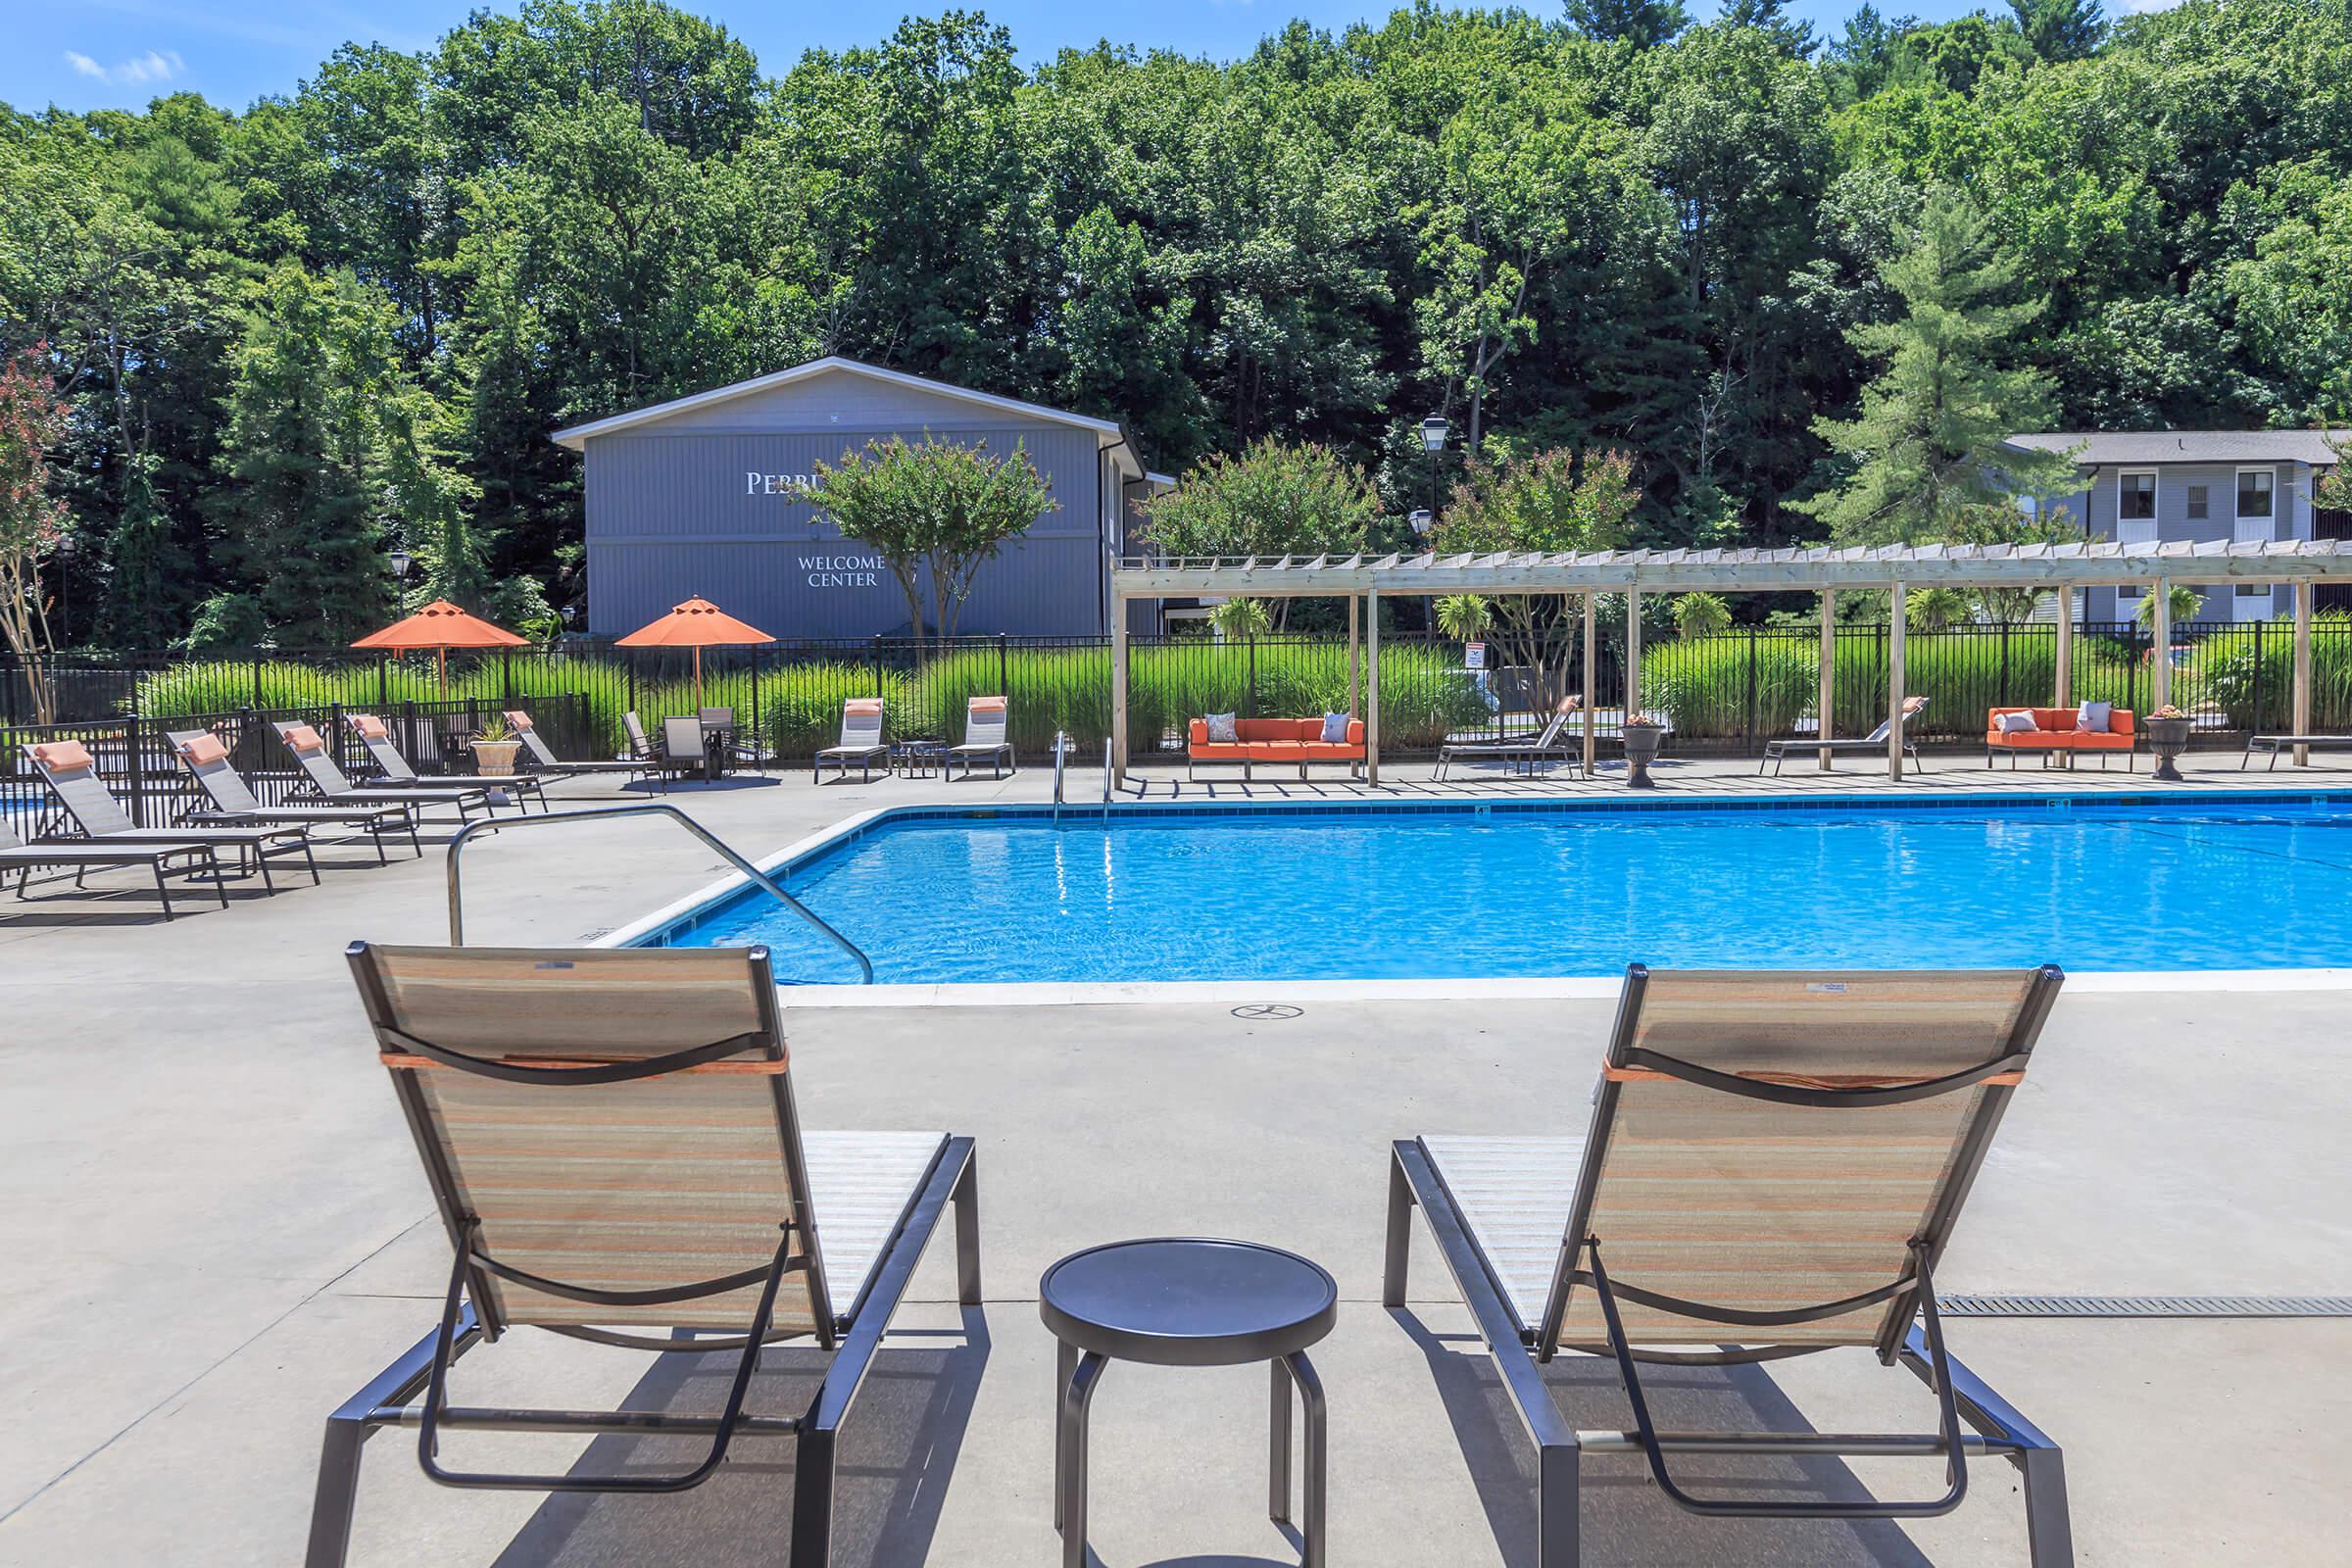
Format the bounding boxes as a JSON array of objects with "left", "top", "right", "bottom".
[{"left": 1040, "top": 1238, "right": 1338, "bottom": 1568}]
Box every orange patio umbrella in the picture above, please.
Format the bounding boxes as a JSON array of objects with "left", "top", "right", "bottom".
[
  {"left": 612, "top": 595, "right": 777, "bottom": 706},
  {"left": 352, "top": 599, "right": 528, "bottom": 694}
]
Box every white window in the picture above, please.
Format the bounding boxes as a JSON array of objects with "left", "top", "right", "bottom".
[
  {"left": 2117, "top": 470, "right": 2157, "bottom": 543},
  {"left": 2185, "top": 484, "right": 2209, "bottom": 520},
  {"left": 2237, "top": 468, "right": 2275, "bottom": 519}
]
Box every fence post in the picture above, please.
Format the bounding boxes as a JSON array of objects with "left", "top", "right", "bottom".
[
  {"left": 2125, "top": 622, "right": 2138, "bottom": 715},
  {"left": 870, "top": 635, "right": 884, "bottom": 700},
  {"left": 252, "top": 653, "right": 264, "bottom": 710},
  {"left": 999, "top": 633, "right": 1009, "bottom": 698},
  {"left": 751, "top": 645, "right": 762, "bottom": 763},
  {"left": 2250, "top": 620, "right": 2263, "bottom": 734},
  {"left": 1743, "top": 626, "right": 1758, "bottom": 756},
  {"left": 1247, "top": 636, "right": 1258, "bottom": 717},
  {"left": 1999, "top": 622, "right": 2010, "bottom": 707},
  {"left": 502, "top": 648, "right": 514, "bottom": 704},
  {"left": 376, "top": 657, "right": 388, "bottom": 710},
  {"left": 125, "top": 713, "right": 147, "bottom": 826}
]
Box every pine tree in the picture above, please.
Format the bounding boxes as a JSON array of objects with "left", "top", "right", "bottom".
[
  {"left": 1790, "top": 189, "right": 2080, "bottom": 545},
  {"left": 2009, "top": 0, "right": 2105, "bottom": 63},
  {"left": 205, "top": 267, "right": 399, "bottom": 646},
  {"left": 1565, "top": 0, "right": 1690, "bottom": 49},
  {"left": 100, "top": 449, "right": 188, "bottom": 647},
  {"left": 1720, "top": 0, "right": 1817, "bottom": 57}
]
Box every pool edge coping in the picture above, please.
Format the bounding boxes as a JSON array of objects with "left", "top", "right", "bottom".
[{"left": 595, "top": 789, "right": 2352, "bottom": 1004}]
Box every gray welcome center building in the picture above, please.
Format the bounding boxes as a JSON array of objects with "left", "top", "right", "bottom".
[{"left": 555, "top": 358, "right": 1166, "bottom": 639}]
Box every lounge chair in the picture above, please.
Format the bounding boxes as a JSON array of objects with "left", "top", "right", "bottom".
[
  {"left": 307, "top": 943, "right": 980, "bottom": 1568},
  {"left": 947, "top": 695, "right": 1014, "bottom": 780},
  {"left": 1384, "top": 963, "right": 2074, "bottom": 1566},
  {"left": 273, "top": 721, "right": 495, "bottom": 823},
  {"left": 344, "top": 712, "right": 547, "bottom": 812},
  {"left": 24, "top": 739, "right": 318, "bottom": 891},
  {"left": 1761, "top": 696, "right": 1931, "bottom": 776},
  {"left": 504, "top": 708, "right": 657, "bottom": 782},
  {"left": 813, "top": 698, "right": 887, "bottom": 784},
  {"left": 1436, "top": 699, "right": 1584, "bottom": 781},
  {"left": 167, "top": 729, "right": 420, "bottom": 863},
  {"left": 1, "top": 811, "right": 225, "bottom": 919},
  {"left": 2241, "top": 732, "right": 2352, "bottom": 769}
]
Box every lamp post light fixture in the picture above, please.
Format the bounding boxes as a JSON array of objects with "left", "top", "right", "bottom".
[
  {"left": 388, "top": 547, "right": 414, "bottom": 581},
  {"left": 1419, "top": 415, "right": 1449, "bottom": 456}
]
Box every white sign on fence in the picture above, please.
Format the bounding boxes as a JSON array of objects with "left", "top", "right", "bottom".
[{"left": 1464, "top": 641, "right": 1486, "bottom": 669}]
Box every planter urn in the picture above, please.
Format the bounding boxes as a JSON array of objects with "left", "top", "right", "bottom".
[
  {"left": 470, "top": 739, "right": 522, "bottom": 777},
  {"left": 1621, "top": 721, "right": 1666, "bottom": 789},
  {"left": 2143, "top": 714, "right": 2192, "bottom": 782}
]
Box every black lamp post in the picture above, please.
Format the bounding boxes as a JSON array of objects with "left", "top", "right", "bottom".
[
  {"left": 56, "top": 534, "right": 76, "bottom": 647},
  {"left": 1419, "top": 415, "right": 1448, "bottom": 520}
]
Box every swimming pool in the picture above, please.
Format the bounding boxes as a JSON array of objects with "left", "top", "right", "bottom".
[{"left": 647, "top": 793, "right": 2352, "bottom": 984}]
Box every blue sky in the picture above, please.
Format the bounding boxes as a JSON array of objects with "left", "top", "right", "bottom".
[{"left": 11, "top": 0, "right": 2180, "bottom": 116}]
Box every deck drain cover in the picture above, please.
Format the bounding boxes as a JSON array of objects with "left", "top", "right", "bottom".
[
  {"left": 1231, "top": 1004, "right": 1303, "bottom": 1020},
  {"left": 1937, "top": 1294, "right": 2352, "bottom": 1318}
]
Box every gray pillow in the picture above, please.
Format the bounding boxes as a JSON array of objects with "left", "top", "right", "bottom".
[
  {"left": 2076, "top": 700, "right": 2112, "bottom": 734},
  {"left": 1995, "top": 710, "right": 2038, "bottom": 734},
  {"left": 1320, "top": 710, "right": 1351, "bottom": 743},
  {"left": 1204, "top": 711, "right": 1239, "bottom": 744}
]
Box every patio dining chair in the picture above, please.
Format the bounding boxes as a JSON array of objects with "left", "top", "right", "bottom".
[
  {"left": 166, "top": 729, "right": 420, "bottom": 863},
  {"left": 24, "top": 738, "right": 318, "bottom": 891},
  {"left": 946, "top": 695, "right": 1015, "bottom": 780},
  {"left": 343, "top": 712, "right": 548, "bottom": 812},
  {"left": 813, "top": 699, "right": 887, "bottom": 784},
  {"left": 1384, "top": 963, "right": 2074, "bottom": 1566},
  {"left": 307, "top": 943, "right": 980, "bottom": 1568}
]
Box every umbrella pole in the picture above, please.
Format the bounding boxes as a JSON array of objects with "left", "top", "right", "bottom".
[
  {"left": 694, "top": 646, "right": 703, "bottom": 709},
  {"left": 438, "top": 646, "right": 448, "bottom": 698}
]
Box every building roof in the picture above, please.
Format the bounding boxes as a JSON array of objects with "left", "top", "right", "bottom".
[
  {"left": 550, "top": 357, "right": 1146, "bottom": 479},
  {"left": 2005, "top": 429, "right": 2352, "bottom": 466},
  {"left": 1111, "top": 538, "right": 2352, "bottom": 598}
]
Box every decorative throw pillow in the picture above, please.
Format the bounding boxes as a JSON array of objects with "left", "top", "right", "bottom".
[
  {"left": 1995, "top": 710, "right": 2038, "bottom": 734},
  {"left": 1320, "top": 711, "right": 1351, "bottom": 743},
  {"left": 2076, "top": 700, "right": 2112, "bottom": 734},
  {"left": 1205, "top": 711, "right": 1239, "bottom": 744}
]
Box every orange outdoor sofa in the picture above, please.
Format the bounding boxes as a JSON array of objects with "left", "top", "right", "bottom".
[
  {"left": 1188, "top": 716, "right": 1366, "bottom": 780},
  {"left": 1984, "top": 706, "right": 2137, "bottom": 769}
]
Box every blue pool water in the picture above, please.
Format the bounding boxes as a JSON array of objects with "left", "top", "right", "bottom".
[{"left": 661, "top": 795, "right": 2352, "bottom": 983}]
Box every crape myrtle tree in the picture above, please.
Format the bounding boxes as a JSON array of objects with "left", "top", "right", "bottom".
[
  {"left": 1428, "top": 447, "right": 1641, "bottom": 704},
  {"left": 807, "top": 434, "right": 1055, "bottom": 650},
  {"left": 1140, "top": 440, "right": 1382, "bottom": 629},
  {"left": 0, "top": 343, "right": 69, "bottom": 721}
]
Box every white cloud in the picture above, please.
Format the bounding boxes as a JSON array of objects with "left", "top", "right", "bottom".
[
  {"left": 2114, "top": 0, "right": 2186, "bottom": 12},
  {"left": 62, "top": 47, "right": 185, "bottom": 86}
]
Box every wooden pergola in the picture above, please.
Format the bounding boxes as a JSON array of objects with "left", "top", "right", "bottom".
[{"left": 1109, "top": 538, "right": 2352, "bottom": 784}]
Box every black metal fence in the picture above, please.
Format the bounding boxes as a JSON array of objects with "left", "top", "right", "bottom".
[
  {"left": 8, "top": 618, "right": 2349, "bottom": 773},
  {"left": 1, "top": 695, "right": 595, "bottom": 834}
]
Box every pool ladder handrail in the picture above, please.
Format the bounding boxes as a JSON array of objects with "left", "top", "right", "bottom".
[
  {"left": 1102, "top": 736, "right": 1113, "bottom": 818},
  {"left": 1051, "top": 730, "right": 1076, "bottom": 821},
  {"left": 442, "top": 804, "right": 875, "bottom": 983}
]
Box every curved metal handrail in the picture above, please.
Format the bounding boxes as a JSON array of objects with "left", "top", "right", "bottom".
[{"left": 444, "top": 804, "right": 874, "bottom": 983}]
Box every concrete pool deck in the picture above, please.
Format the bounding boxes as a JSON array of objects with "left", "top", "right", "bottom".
[{"left": 3, "top": 755, "right": 2348, "bottom": 1566}]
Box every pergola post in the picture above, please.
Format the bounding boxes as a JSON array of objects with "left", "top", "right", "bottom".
[
  {"left": 1625, "top": 589, "right": 1642, "bottom": 729},
  {"left": 2294, "top": 578, "right": 2313, "bottom": 765},
  {"left": 1582, "top": 590, "right": 1596, "bottom": 778},
  {"left": 1887, "top": 579, "right": 1906, "bottom": 780},
  {"left": 1347, "top": 594, "right": 1360, "bottom": 718},
  {"left": 2151, "top": 578, "right": 2172, "bottom": 711},
  {"left": 1817, "top": 589, "right": 1835, "bottom": 769},
  {"left": 1365, "top": 590, "right": 1381, "bottom": 785},
  {"left": 1110, "top": 590, "right": 1129, "bottom": 786},
  {"left": 2055, "top": 586, "right": 2075, "bottom": 709}
]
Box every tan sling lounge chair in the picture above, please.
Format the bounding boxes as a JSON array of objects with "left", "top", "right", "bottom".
[
  {"left": 503, "top": 708, "right": 656, "bottom": 782},
  {"left": 307, "top": 943, "right": 981, "bottom": 1568},
  {"left": 1384, "top": 963, "right": 2073, "bottom": 1566},
  {"left": 167, "top": 729, "right": 420, "bottom": 863},
  {"left": 25, "top": 739, "right": 318, "bottom": 891}
]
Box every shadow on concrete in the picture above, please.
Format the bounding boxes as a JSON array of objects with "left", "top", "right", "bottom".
[
  {"left": 1393, "top": 1310, "right": 1939, "bottom": 1568},
  {"left": 487, "top": 1309, "right": 988, "bottom": 1568}
]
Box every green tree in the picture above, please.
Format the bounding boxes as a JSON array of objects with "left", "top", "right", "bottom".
[
  {"left": 2008, "top": 0, "right": 2104, "bottom": 64},
  {"left": 1790, "top": 189, "right": 2078, "bottom": 545},
  {"left": 1720, "top": 0, "right": 1817, "bottom": 57},
  {"left": 0, "top": 343, "right": 70, "bottom": 719},
  {"left": 1141, "top": 440, "right": 1382, "bottom": 560},
  {"left": 808, "top": 435, "right": 1055, "bottom": 646},
  {"left": 1567, "top": 0, "right": 1691, "bottom": 49}
]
